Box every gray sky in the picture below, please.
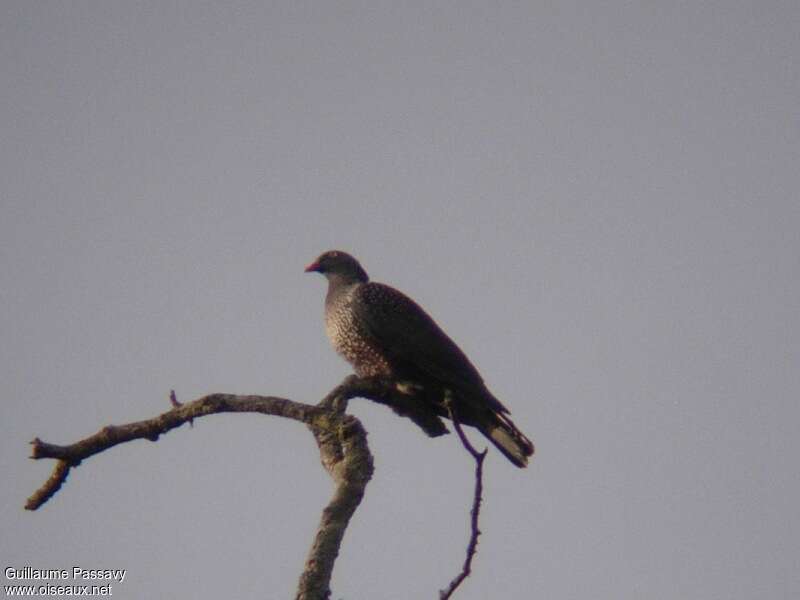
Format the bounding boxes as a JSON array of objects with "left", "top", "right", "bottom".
[{"left": 2, "top": 2, "right": 798, "bottom": 598}]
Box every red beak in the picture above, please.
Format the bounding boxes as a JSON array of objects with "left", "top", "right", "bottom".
[{"left": 304, "top": 260, "right": 320, "bottom": 273}]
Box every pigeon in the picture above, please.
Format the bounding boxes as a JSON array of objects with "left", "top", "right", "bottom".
[{"left": 305, "top": 250, "right": 534, "bottom": 467}]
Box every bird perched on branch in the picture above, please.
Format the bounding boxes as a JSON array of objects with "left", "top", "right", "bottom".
[{"left": 305, "top": 250, "right": 534, "bottom": 467}]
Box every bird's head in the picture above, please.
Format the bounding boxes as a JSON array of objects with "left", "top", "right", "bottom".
[{"left": 304, "top": 250, "right": 369, "bottom": 283}]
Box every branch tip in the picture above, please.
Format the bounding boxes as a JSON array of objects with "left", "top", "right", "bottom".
[{"left": 25, "top": 460, "right": 71, "bottom": 511}]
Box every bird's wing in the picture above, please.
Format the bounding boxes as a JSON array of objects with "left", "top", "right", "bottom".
[{"left": 354, "top": 282, "right": 508, "bottom": 414}]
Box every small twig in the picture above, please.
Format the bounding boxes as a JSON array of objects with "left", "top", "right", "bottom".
[
  {"left": 440, "top": 394, "right": 488, "bottom": 600},
  {"left": 169, "top": 389, "right": 193, "bottom": 427}
]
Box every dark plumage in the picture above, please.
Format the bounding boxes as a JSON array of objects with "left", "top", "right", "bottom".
[{"left": 305, "top": 250, "right": 534, "bottom": 467}]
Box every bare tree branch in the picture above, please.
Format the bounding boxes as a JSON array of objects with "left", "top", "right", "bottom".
[
  {"left": 440, "top": 395, "right": 489, "bottom": 600},
  {"left": 297, "top": 410, "right": 372, "bottom": 600},
  {"left": 26, "top": 393, "right": 316, "bottom": 510},
  {"left": 25, "top": 377, "right": 488, "bottom": 600},
  {"left": 320, "top": 374, "right": 450, "bottom": 437}
]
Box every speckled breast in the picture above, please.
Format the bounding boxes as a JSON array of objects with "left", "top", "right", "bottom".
[{"left": 325, "top": 286, "right": 393, "bottom": 377}]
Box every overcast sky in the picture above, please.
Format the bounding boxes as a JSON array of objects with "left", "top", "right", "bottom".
[{"left": 2, "top": 2, "right": 798, "bottom": 599}]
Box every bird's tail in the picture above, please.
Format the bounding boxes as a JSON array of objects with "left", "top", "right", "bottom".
[{"left": 483, "top": 413, "right": 534, "bottom": 468}]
